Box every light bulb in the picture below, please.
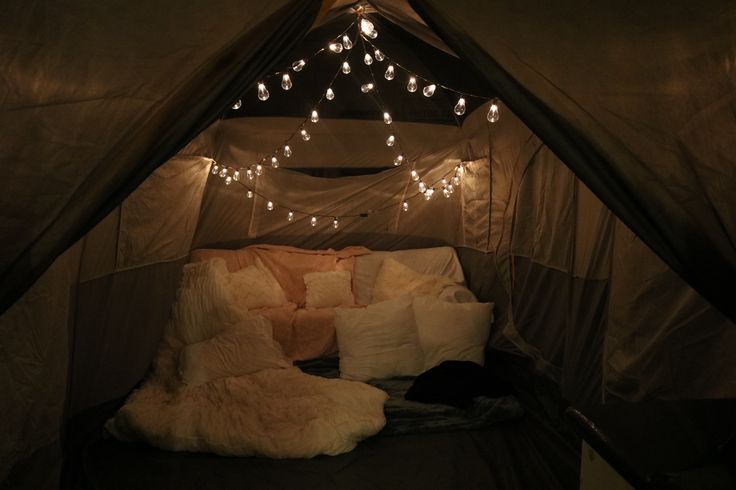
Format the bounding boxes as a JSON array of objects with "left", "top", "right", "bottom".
[
  {"left": 300, "top": 128, "right": 310, "bottom": 141},
  {"left": 364, "top": 53, "right": 373, "bottom": 65},
  {"left": 410, "top": 170, "right": 419, "bottom": 181},
  {"left": 386, "top": 135, "right": 395, "bottom": 146},
  {"left": 360, "top": 83, "right": 374, "bottom": 93},
  {"left": 456, "top": 164, "right": 465, "bottom": 175},
  {"left": 211, "top": 164, "right": 219, "bottom": 175},
  {"left": 310, "top": 216, "right": 317, "bottom": 227},
  {"left": 342, "top": 35, "right": 353, "bottom": 50},
  {"left": 283, "top": 145, "right": 292, "bottom": 157},
  {"left": 310, "top": 110, "right": 319, "bottom": 123},
  {"left": 255, "top": 164, "right": 263, "bottom": 176},
  {"left": 332, "top": 217, "right": 339, "bottom": 229},
  {"left": 454, "top": 97, "right": 466, "bottom": 115},
  {"left": 383, "top": 112, "right": 392, "bottom": 124},
  {"left": 443, "top": 187, "right": 451, "bottom": 198},
  {"left": 393, "top": 155, "right": 404, "bottom": 166},
  {"left": 281, "top": 73, "right": 292, "bottom": 90},
  {"left": 232, "top": 99, "right": 242, "bottom": 110},
  {"left": 418, "top": 181, "right": 426, "bottom": 193},
  {"left": 441, "top": 178, "right": 448, "bottom": 186},
  {"left": 225, "top": 176, "right": 232, "bottom": 185},
  {"left": 247, "top": 190, "right": 254, "bottom": 199},
  {"left": 270, "top": 156, "right": 279, "bottom": 168},
  {"left": 487, "top": 99, "right": 500, "bottom": 123},
  {"left": 360, "top": 18, "right": 375, "bottom": 36},
  {"left": 266, "top": 201, "right": 274, "bottom": 211},
  {"left": 246, "top": 169, "right": 254, "bottom": 180},
  {"left": 257, "top": 82, "right": 269, "bottom": 101},
  {"left": 447, "top": 184, "right": 454, "bottom": 194},
  {"left": 326, "top": 87, "right": 335, "bottom": 100},
  {"left": 422, "top": 84, "right": 436, "bottom": 97},
  {"left": 287, "top": 211, "right": 294, "bottom": 222},
  {"left": 329, "top": 42, "right": 343, "bottom": 53},
  {"left": 424, "top": 188, "right": 434, "bottom": 200},
  {"left": 374, "top": 49, "right": 385, "bottom": 61},
  {"left": 384, "top": 65, "right": 395, "bottom": 80},
  {"left": 402, "top": 201, "right": 409, "bottom": 212},
  {"left": 233, "top": 170, "right": 240, "bottom": 181},
  {"left": 341, "top": 61, "right": 351, "bottom": 74},
  {"left": 292, "top": 59, "right": 306, "bottom": 72},
  {"left": 407, "top": 76, "right": 417, "bottom": 93},
  {"left": 452, "top": 175, "right": 460, "bottom": 186},
  {"left": 218, "top": 168, "right": 227, "bottom": 178}
]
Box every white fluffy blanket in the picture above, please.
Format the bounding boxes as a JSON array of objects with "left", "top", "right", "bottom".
[{"left": 105, "top": 259, "right": 388, "bottom": 458}]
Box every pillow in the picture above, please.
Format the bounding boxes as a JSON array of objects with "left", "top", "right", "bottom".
[
  {"left": 438, "top": 285, "right": 478, "bottom": 303},
  {"left": 303, "top": 270, "right": 355, "bottom": 308},
  {"left": 179, "top": 323, "right": 291, "bottom": 387},
  {"left": 412, "top": 296, "right": 493, "bottom": 370},
  {"left": 372, "top": 258, "right": 457, "bottom": 303},
  {"left": 334, "top": 297, "right": 424, "bottom": 381},
  {"left": 226, "top": 257, "right": 287, "bottom": 309}
]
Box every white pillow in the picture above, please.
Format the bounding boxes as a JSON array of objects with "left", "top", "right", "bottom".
[
  {"left": 334, "top": 297, "right": 424, "bottom": 381},
  {"left": 372, "top": 258, "right": 457, "bottom": 303},
  {"left": 227, "top": 258, "right": 287, "bottom": 309},
  {"left": 303, "top": 270, "right": 355, "bottom": 308},
  {"left": 438, "top": 285, "right": 478, "bottom": 303},
  {"left": 412, "top": 296, "right": 493, "bottom": 370},
  {"left": 179, "top": 323, "right": 291, "bottom": 387}
]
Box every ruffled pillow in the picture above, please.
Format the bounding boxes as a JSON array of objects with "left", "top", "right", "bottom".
[
  {"left": 303, "top": 270, "right": 355, "bottom": 308},
  {"left": 227, "top": 258, "right": 288, "bottom": 309}
]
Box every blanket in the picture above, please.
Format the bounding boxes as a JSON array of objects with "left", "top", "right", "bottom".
[{"left": 105, "top": 259, "right": 387, "bottom": 458}]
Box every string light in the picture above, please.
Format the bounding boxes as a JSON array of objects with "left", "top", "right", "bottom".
[
  {"left": 342, "top": 35, "right": 353, "bottom": 50},
  {"left": 374, "top": 49, "right": 385, "bottom": 61},
  {"left": 310, "top": 216, "right": 317, "bottom": 227},
  {"left": 283, "top": 145, "right": 292, "bottom": 157},
  {"left": 266, "top": 201, "right": 274, "bottom": 211},
  {"left": 300, "top": 128, "right": 310, "bottom": 141},
  {"left": 310, "top": 110, "right": 319, "bottom": 123},
  {"left": 384, "top": 65, "right": 395, "bottom": 80},
  {"left": 341, "top": 61, "right": 351, "bottom": 74},
  {"left": 383, "top": 112, "right": 392, "bottom": 124},
  {"left": 410, "top": 170, "right": 419, "bottom": 181},
  {"left": 247, "top": 190, "right": 254, "bottom": 199},
  {"left": 281, "top": 74, "right": 292, "bottom": 90},
  {"left": 287, "top": 211, "right": 294, "bottom": 222},
  {"left": 257, "top": 82, "right": 269, "bottom": 101},
  {"left": 407, "top": 76, "right": 417, "bottom": 93},
  {"left": 233, "top": 170, "right": 240, "bottom": 181},
  {"left": 326, "top": 88, "right": 335, "bottom": 100},
  {"left": 402, "top": 201, "right": 409, "bottom": 211},
  {"left": 329, "top": 42, "right": 343, "bottom": 53},
  {"left": 487, "top": 98, "right": 500, "bottom": 123},
  {"left": 361, "top": 83, "right": 374, "bottom": 93},
  {"left": 393, "top": 155, "right": 404, "bottom": 166},
  {"left": 291, "top": 59, "right": 306, "bottom": 72},
  {"left": 332, "top": 217, "right": 339, "bottom": 229},
  {"left": 255, "top": 164, "right": 263, "bottom": 176},
  {"left": 270, "top": 156, "right": 279, "bottom": 168},
  {"left": 364, "top": 53, "right": 373, "bottom": 65},
  {"left": 386, "top": 135, "right": 395, "bottom": 146},
  {"left": 232, "top": 99, "right": 242, "bottom": 110},
  {"left": 422, "top": 84, "right": 436, "bottom": 97},
  {"left": 453, "top": 97, "right": 466, "bottom": 115},
  {"left": 225, "top": 176, "right": 232, "bottom": 185}
]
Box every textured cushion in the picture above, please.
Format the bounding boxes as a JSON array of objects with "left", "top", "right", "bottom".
[
  {"left": 335, "top": 297, "right": 424, "bottom": 381},
  {"left": 304, "top": 270, "right": 355, "bottom": 308},
  {"left": 227, "top": 258, "right": 287, "bottom": 309},
  {"left": 372, "top": 258, "right": 457, "bottom": 303},
  {"left": 412, "top": 296, "right": 493, "bottom": 370}
]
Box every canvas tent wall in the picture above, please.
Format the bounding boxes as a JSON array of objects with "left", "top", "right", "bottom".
[{"left": 1, "top": 0, "right": 736, "bottom": 487}]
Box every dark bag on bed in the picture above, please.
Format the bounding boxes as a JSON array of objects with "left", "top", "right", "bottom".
[{"left": 405, "top": 360, "right": 515, "bottom": 408}]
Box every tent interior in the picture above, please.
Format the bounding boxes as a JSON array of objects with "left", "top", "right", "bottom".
[{"left": 2, "top": 0, "right": 736, "bottom": 489}]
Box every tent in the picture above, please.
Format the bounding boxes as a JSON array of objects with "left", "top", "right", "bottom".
[{"left": 2, "top": 0, "right": 735, "bottom": 487}]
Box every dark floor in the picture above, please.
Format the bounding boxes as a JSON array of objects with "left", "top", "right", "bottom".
[{"left": 64, "top": 350, "right": 581, "bottom": 490}]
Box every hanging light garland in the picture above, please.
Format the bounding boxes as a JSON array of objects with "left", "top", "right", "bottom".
[{"left": 212, "top": 12, "right": 500, "bottom": 229}]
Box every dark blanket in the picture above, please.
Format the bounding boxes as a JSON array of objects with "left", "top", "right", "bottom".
[{"left": 297, "top": 358, "right": 523, "bottom": 436}]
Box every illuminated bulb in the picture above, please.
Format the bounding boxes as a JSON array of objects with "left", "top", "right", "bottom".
[
  {"left": 456, "top": 164, "right": 465, "bottom": 175},
  {"left": 266, "top": 201, "right": 274, "bottom": 211},
  {"left": 341, "top": 61, "right": 351, "bottom": 74},
  {"left": 211, "top": 164, "right": 219, "bottom": 175},
  {"left": 232, "top": 99, "right": 242, "bottom": 110},
  {"left": 300, "top": 128, "right": 310, "bottom": 141},
  {"left": 287, "top": 211, "right": 294, "bottom": 222},
  {"left": 233, "top": 170, "right": 240, "bottom": 181},
  {"left": 402, "top": 201, "right": 409, "bottom": 212},
  {"left": 374, "top": 49, "right": 385, "bottom": 61},
  {"left": 270, "top": 156, "right": 279, "bottom": 168},
  {"left": 407, "top": 76, "right": 417, "bottom": 93},
  {"left": 283, "top": 145, "right": 292, "bottom": 158},
  {"left": 454, "top": 97, "right": 466, "bottom": 115},
  {"left": 452, "top": 175, "right": 460, "bottom": 186},
  {"left": 255, "top": 164, "right": 263, "bottom": 176},
  {"left": 342, "top": 35, "right": 353, "bottom": 50},
  {"left": 257, "top": 82, "right": 269, "bottom": 101},
  {"left": 360, "top": 18, "right": 375, "bottom": 36},
  {"left": 422, "top": 84, "right": 436, "bottom": 97},
  {"left": 386, "top": 135, "right": 395, "bottom": 146},
  {"left": 329, "top": 42, "right": 343, "bottom": 53},
  {"left": 326, "top": 87, "right": 335, "bottom": 100},
  {"left": 332, "top": 217, "right": 339, "bottom": 229},
  {"left": 410, "top": 170, "right": 419, "bottom": 181},
  {"left": 310, "top": 110, "right": 319, "bottom": 123},
  {"left": 218, "top": 168, "right": 227, "bottom": 178},
  {"left": 487, "top": 99, "right": 500, "bottom": 123},
  {"left": 393, "top": 155, "right": 404, "bottom": 166},
  {"left": 247, "top": 190, "right": 254, "bottom": 199},
  {"left": 292, "top": 59, "right": 306, "bottom": 72},
  {"left": 384, "top": 65, "right": 395, "bottom": 80},
  {"left": 246, "top": 169, "right": 254, "bottom": 180},
  {"left": 360, "top": 83, "right": 374, "bottom": 93},
  {"left": 225, "top": 176, "right": 232, "bottom": 185},
  {"left": 424, "top": 188, "right": 434, "bottom": 200},
  {"left": 383, "top": 112, "right": 392, "bottom": 124},
  {"left": 447, "top": 184, "right": 454, "bottom": 194},
  {"left": 310, "top": 216, "right": 317, "bottom": 227},
  {"left": 281, "top": 73, "right": 292, "bottom": 90},
  {"left": 443, "top": 187, "right": 451, "bottom": 198},
  {"left": 418, "top": 181, "right": 427, "bottom": 193},
  {"left": 364, "top": 53, "right": 373, "bottom": 65},
  {"left": 441, "top": 178, "right": 448, "bottom": 186}
]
